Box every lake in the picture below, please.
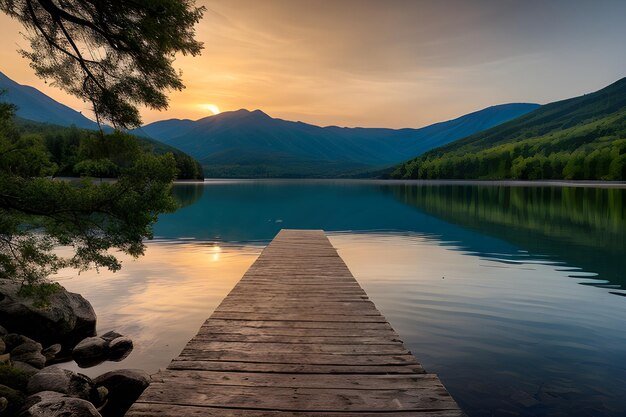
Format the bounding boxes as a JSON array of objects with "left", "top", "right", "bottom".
[{"left": 58, "top": 179, "right": 626, "bottom": 417}]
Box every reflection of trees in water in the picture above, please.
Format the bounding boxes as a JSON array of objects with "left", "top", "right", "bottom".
[
  {"left": 172, "top": 183, "right": 205, "bottom": 208},
  {"left": 389, "top": 184, "right": 626, "bottom": 289}
]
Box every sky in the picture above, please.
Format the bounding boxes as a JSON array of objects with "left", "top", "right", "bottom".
[{"left": 0, "top": 0, "right": 625, "bottom": 128}]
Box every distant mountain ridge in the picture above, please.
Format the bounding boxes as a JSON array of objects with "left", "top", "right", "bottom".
[
  {"left": 0, "top": 71, "right": 101, "bottom": 130},
  {"left": 0, "top": 71, "right": 543, "bottom": 178},
  {"left": 136, "top": 103, "right": 539, "bottom": 177},
  {"left": 391, "top": 77, "right": 626, "bottom": 180}
]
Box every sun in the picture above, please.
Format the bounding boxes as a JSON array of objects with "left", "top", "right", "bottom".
[{"left": 201, "top": 103, "right": 221, "bottom": 115}]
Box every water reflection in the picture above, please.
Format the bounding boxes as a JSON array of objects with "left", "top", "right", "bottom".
[
  {"left": 161, "top": 180, "right": 626, "bottom": 292},
  {"left": 173, "top": 182, "right": 205, "bottom": 208},
  {"left": 388, "top": 185, "right": 626, "bottom": 290},
  {"left": 57, "top": 241, "right": 261, "bottom": 377}
]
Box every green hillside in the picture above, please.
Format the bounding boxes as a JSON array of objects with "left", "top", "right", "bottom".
[
  {"left": 391, "top": 77, "right": 626, "bottom": 180},
  {"left": 15, "top": 118, "right": 204, "bottom": 180}
]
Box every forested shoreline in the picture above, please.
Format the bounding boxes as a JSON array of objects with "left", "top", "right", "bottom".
[
  {"left": 16, "top": 119, "right": 204, "bottom": 180},
  {"left": 392, "top": 78, "right": 626, "bottom": 181}
]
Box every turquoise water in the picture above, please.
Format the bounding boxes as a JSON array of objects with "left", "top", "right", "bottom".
[{"left": 59, "top": 180, "right": 626, "bottom": 417}]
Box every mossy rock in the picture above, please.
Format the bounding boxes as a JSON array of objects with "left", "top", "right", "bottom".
[
  {"left": 0, "top": 383, "right": 25, "bottom": 416},
  {"left": 0, "top": 364, "right": 30, "bottom": 391}
]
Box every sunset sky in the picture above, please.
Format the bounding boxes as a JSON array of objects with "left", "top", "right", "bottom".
[{"left": 1, "top": 0, "right": 625, "bottom": 128}]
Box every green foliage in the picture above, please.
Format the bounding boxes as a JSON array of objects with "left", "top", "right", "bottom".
[
  {"left": 15, "top": 118, "right": 204, "bottom": 180},
  {"left": 0, "top": 105, "right": 179, "bottom": 286},
  {"left": 0, "top": 0, "right": 205, "bottom": 128},
  {"left": 392, "top": 78, "right": 626, "bottom": 180},
  {"left": 73, "top": 158, "right": 119, "bottom": 178},
  {"left": 17, "top": 281, "right": 62, "bottom": 308}
]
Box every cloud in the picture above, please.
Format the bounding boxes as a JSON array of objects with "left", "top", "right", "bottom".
[{"left": 1, "top": 0, "right": 625, "bottom": 127}]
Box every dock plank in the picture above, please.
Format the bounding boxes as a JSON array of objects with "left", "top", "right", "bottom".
[{"left": 126, "top": 229, "right": 462, "bottom": 416}]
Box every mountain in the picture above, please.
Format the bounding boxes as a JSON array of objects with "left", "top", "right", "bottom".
[
  {"left": 0, "top": 71, "right": 101, "bottom": 130},
  {"left": 391, "top": 77, "right": 626, "bottom": 180},
  {"left": 0, "top": 72, "right": 202, "bottom": 179},
  {"left": 135, "top": 103, "right": 539, "bottom": 177}
]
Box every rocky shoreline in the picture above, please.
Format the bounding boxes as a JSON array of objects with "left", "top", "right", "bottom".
[{"left": 0, "top": 280, "right": 150, "bottom": 416}]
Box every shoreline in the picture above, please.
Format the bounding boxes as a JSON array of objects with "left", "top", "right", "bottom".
[{"left": 175, "top": 178, "right": 626, "bottom": 189}]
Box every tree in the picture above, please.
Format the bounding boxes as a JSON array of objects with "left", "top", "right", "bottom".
[
  {"left": 0, "top": 102, "right": 178, "bottom": 286},
  {"left": 0, "top": 0, "right": 204, "bottom": 128},
  {"left": 0, "top": 0, "right": 205, "bottom": 287}
]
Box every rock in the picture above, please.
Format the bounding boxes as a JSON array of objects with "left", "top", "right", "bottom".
[
  {"left": 93, "top": 369, "right": 149, "bottom": 417},
  {"left": 93, "top": 386, "right": 108, "bottom": 409},
  {"left": 0, "top": 339, "right": 4, "bottom": 355},
  {"left": 108, "top": 337, "right": 133, "bottom": 362},
  {"left": 26, "top": 367, "right": 70, "bottom": 395},
  {"left": 0, "top": 325, "right": 7, "bottom": 337},
  {"left": 11, "top": 351, "right": 46, "bottom": 369},
  {"left": 0, "top": 354, "right": 9, "bottom": 365},
  {"left": 21, "top": 391, "right": 101, "bottom": 417},
  {"left": 27, "top": 366, "right": 93, "bottom": 400},
  {"left": 2, "top": 333, "right": 32, "bottom": 352},
  {"left": 10, "top": 341, "right": 46, "bottom": 369},
  {"left": 0, "top": 280, "right": 96, "bottom": 350},
  {"left": 99, "top": 331, "right": 123, "bottom": 343},
  {"left": 11, "top": 360, "right": 39, "bottom": 376},
  {"left": 73, "top": 337, "right": 109, "bottom": 368},
  {"left": 0, "top": 384, "right": 25, "bottom": 416},
  {"left": 41, "top": 344, "right": 62, "bottom": 362},
  {"left": 9, "top": 340, "right": 42, "bottom": 356},
  {"left": 0, "top": 396, "right": 6, "bottom": 413}
]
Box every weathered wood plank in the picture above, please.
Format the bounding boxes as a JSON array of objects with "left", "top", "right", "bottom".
[
  {"left": 168, "top": 359, "right": 426, "bottom": 374},
  {"left": 190, "top": 334, "right": 403, "bottom": 345},
  {"left": 128, "top": 403, "right": 465, "bottom": 417},
  {"left": 126, "top": 229, "right": 462, "bottom": 416},
  {"left": 150, "top": 370, "right": 442, "bottom": 390},
  {"left": 209, "top": 313, "right": 387, "bottom": 322},
  {"left": 181, "top": 341, "right": 410, "bottom": 355},
  {"left": 177, "top": 350, "right": 419, "bottom": 365},
  {"left": 137, "top": 384, "right": 458, "bottom": 412},
  {"left": 201, "top": 319, "right": 394, "bottom": 330},
  {"left": 196, "top": 325, "right": 400, "bottom": 338}
]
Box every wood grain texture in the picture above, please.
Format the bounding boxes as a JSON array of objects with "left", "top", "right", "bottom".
[{"left": 126, "top": 229, "right": 463, "bottom": 416}]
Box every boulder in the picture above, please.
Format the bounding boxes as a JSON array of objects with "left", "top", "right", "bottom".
[
  {"left": 27, "top": 366, "right": 93, "bottom": 400},
  {"left": 41, "top": 344, "right": 62, "bottom": 362},
  {"left": 11, "top": 352, "right": 46, "bottom": 370},
  {"left": 2, "top": 334, "right": 33, "bottom": 352},
  {"left": 0, "top": 384, "right": 25, "bottom": 416},
  {"left": 21, "top": 391, "right": 101, "bottom": 417},
  {"left": 0, "top": 354, "right": 9, "bottom": 365},
  {"left": 11, "top": 361, "right": 39, "bottom": 376},
  {"left": 108, "top": 337, "right": 133, "bottom": 362},
  {"left": 93, "top": 369, "right": 149, "bottom": 417},
  {"left": 0, "top": 340, "right": 4, "bottom": 355},
  {"left": 93, "top": 386, "right": 108, "bottom": 409},
  {"left": 10, "top": 341, "right": 45, "bottom": 369},
  {"left": 0, "top": 396, "right": 7, "bottom": 413},
  {"left": 0, "top": 280, "right": 96, "bottom": 350},
  {"left": 0, "top": 325, "right": 7, "bottom": 337},
  {"left": 73, "top": 337, "right": 109, "bottom": 368},
  {"left": 99, "top": 331, "right": 123, "bottom": 343},
  {"left": 9, "top": 340, "right": 42, "bottom": 357}
]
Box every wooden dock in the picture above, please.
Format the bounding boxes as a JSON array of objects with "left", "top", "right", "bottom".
[{"left": 126, "top": 229, "right": 463, "bottom": 416}]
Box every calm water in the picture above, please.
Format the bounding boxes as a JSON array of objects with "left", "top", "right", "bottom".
[{"left": 58, "top": 180, "right": 626, "bottom": 417}]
